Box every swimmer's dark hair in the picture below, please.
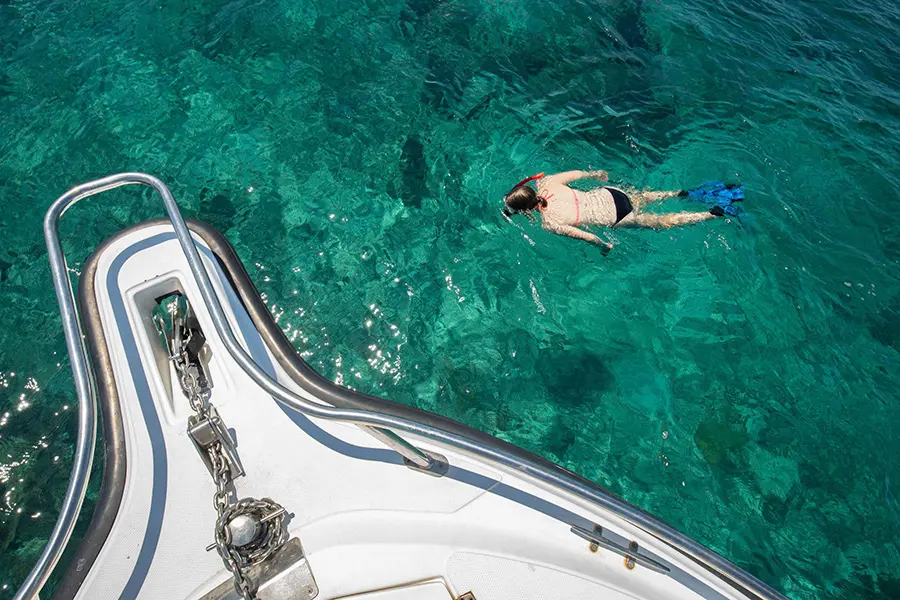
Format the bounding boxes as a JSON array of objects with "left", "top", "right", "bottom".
[{"left": 503, "top": 185, "right": 546, "bottom": 219}]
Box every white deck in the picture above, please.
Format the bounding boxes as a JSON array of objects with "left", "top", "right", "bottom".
[{"left": 79, "top": 223, "right": 745, "bottom": 600}]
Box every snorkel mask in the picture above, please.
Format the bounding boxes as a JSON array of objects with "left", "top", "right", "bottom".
[{"left": 503, "top": 172, "right": 545, "bottom": 219}]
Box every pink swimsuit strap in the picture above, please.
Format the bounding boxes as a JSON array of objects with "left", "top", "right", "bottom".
[{"left": 572, "top": 188, "right": 580, "bottom": 226}]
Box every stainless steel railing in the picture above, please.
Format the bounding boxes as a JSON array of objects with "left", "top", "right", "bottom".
[{"left": 15, "top": 173, "right": 787, "bottom": 600}]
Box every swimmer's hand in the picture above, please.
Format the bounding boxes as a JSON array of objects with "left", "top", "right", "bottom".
[
  {"left": 545, "top": 223, "right": 612, "bottom": 250},
  {"left": 585, "top": 232, "right": 613, "bottom": 251}
]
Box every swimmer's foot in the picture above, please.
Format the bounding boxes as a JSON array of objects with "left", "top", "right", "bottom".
[{"left": 710, "top": 201, "right": 745, "bottom": 218}]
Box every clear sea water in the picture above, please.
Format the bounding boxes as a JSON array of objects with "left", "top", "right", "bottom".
[{"left": 1, "top": 0, "right": 899, "bottom": 597}]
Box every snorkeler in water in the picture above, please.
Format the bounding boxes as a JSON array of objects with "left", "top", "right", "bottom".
[{"left": 503, "top": 170, "right": 741, "bottom": 250}]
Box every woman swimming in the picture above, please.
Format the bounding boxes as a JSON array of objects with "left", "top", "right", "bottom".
[{"left": 503, "top": 170, "right": 727, "bottom": 250}]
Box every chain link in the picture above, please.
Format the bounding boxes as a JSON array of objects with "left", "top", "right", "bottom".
[
  {"left": 208, "top": 448, "right": 255, "bottom": 599},
  {"left": 177, "top": 357, "right": 206, "bottom": 416},
  {"left": 171, "top": 330, "right": 287, "bottom": 600}
]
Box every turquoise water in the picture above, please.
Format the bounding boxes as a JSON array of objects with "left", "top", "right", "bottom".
[{"left": 1, "top": 0, "right": 899, "bottom": 597}]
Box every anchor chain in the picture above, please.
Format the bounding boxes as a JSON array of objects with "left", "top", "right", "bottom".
[{"left": 161, "top": 296, "right": 288, "bottom": 600}]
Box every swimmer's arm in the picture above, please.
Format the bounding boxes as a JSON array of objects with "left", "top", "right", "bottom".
[
  {"left": 546, "top": 223, "right": 614, "bottom": 250},
  {"left": 545, "top": 170, "right": 610, "bottom": 185}
]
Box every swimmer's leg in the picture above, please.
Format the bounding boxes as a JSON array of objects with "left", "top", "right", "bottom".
[
  {"left": 622, "top": 211, "right": 716, "bottom": 229},
  {"left": 623, "top": 188, "right": 681, "bottom": 208},
  {"left": 635, "top": 190, "right": 681, "bottom": 204}
]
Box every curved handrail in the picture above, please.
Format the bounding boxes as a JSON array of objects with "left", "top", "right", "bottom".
[
  {"left": 17, "top": 173, "right": 435, "bottom": 600},
  {"left": 17, "top": 173, "right": 787, "bottom": 600}
]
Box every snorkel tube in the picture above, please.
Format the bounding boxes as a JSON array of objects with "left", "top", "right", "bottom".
[
  {"left": 502, "top": 172, "right": 545, "bottom": 219},
  {"left": 510, "top": 172, "right": 545, "bottom": 191}
]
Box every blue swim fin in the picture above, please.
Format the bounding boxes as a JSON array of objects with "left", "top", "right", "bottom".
[
  {"left": 681, "top": 181, "right": 744, "bottom": 201},
  {"left": 680, "top": 181, "right": 745, "bottom": 217},
  {"left": 710, "top": 199, "right": 744, "bottom": 217}
]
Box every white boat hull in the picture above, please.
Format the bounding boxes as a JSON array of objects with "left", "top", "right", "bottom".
[{"left": 47, "top": 218, "right": 778, "bottom": 600}]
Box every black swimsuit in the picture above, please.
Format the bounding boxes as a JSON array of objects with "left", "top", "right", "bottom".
[{"left": 608, "top": 187, "right": 634, "bottom": 224}]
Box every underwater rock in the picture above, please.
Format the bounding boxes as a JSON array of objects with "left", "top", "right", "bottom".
[
  {"left": 397, "top": 136, "right": 428, "bottom": 208},
  {"left": 694, "top": 419, "right": 749, "bottom": 465},
  {"left": 198, "top": 187, "right": 237, "bottom": 231}
]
